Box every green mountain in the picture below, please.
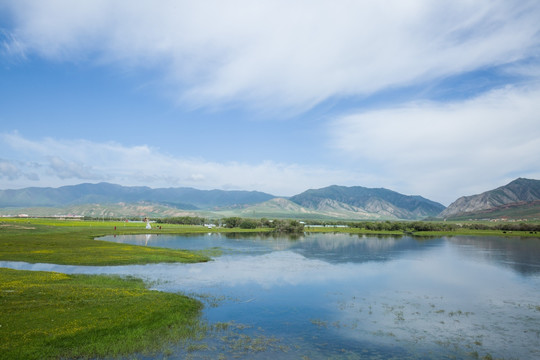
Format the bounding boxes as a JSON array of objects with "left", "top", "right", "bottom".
[
  {"left": 289, "top": 185, "right": 445, "bottom": 220},
  {"left": 439, "top": 178, "right": 540, "bottom": 220},
  {"left": 0, "top": 182, "right": 275, "bottom": 209}
]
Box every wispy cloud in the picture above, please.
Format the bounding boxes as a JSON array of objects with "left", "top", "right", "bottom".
[
  {"left": 46, "top": 156, "right": 103, "bottom": 180},
  {"left": 0, "top": 159, "right": 23, "bottom": 181},
  {"left": 0, "top": 30, "right": 27, "bottom": 60},
  {"left": 329, "top": 84, "right": 540, "bottom": 204},
  {"left": 3, "top": 1, "right": 539, "bottom": 111}
]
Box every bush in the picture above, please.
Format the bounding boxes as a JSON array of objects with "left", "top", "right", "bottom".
[
  {"left": 222, "top": 217, "right": 242, "bottom": 228},
  {"left": 272, "top": 219, "right": 304, "bottom": 233},
  {"left": 239, "top": 219, "right": 259, "bottom": 229},
  {"left": 156, "top": 216, "right": 206, "bottom": 225}
]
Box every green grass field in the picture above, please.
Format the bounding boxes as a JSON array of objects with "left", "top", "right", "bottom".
[
  {"left": 0, "top": 268, "right": 205, "bottom": 359},
  {"left": 0, "top": 219, "right": 216, "bottom": 359},
  {"left": 0, "top": 219, "right": 215, "bottom": 265}
]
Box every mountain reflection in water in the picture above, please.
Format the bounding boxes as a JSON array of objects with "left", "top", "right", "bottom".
[{"left": 3, "top": 233, "right": 539, "bottom": 359}]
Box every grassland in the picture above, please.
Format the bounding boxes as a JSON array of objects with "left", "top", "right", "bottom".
[
  {"left": 0, "top": 218, "right": 220, "bottom": 265},
  {"left": 0, "top": 218, "right": 220, "bottom": 359},
  {"left": 0, "top": 268, "right": 205, "bottom": 360}
]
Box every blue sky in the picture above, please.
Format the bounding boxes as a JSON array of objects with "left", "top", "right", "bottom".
[{"left": 1, "top": 0, "right": 540, "bottom": 205}]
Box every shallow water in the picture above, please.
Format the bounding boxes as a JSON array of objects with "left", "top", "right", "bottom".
[{"left": 3, "top": 233, "right": 540, "bottom": 359}]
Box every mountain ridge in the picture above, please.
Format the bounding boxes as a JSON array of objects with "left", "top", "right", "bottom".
[
  {"left": 289, "top": 185, "right": 445, "bottom": 219},
  {"left": 3, "top": 178, "right": 540, "bottom": 220},
  {"left": 0, "top": 182, "right": 275, "bottom": 209},
  {"left": 439, "top": 178, "right": 540, "bottom": 219}
]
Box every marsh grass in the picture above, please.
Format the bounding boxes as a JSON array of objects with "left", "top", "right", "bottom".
[
  {"left": 0, "top": 218, "right": 215, "bottom": 359},
  {"left": 0, "top": 219, "right": 210, "bottom": 265},
  {"left": 0, "top": 268, "right": 205, "bottom": 360}
]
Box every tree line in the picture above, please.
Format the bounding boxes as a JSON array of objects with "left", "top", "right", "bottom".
[
  {"left": 305, "top": 220, "right": 540, "bottom": 232},
  {"left": 157, "top": 216, "right": 305, "bottom": 233},
  {"left": 87, "top": 215, "right": 540, "bottom": 233}
]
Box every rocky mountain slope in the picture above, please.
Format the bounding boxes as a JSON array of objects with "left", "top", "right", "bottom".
[
  {"left": 216, "top": 197, "right": 379, "bottom": 220},
  {"left": 439, "top": 178, "right": 540, "bottom": 219},
  {"left": 289, "top": 185, "right": 445, "bottom": 220}
]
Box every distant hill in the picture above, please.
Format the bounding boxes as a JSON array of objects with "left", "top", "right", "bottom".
[
  {"left": 440, "top": 178, "right": 540, "bottom": 219},
  {"left": 0, "top": 202, "right": 202, "bottom": 219},
  {"left": 289, "top": 185, "right": 445, "bottom": 220},
  {"left": 215, "top": 197, "right": 381, "bottom": 220},
  {"left": 0, "top": 182, "right": 276, "bottom": 209}
]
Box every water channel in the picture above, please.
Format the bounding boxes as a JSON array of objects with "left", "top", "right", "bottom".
[{"left": 3, "top": 232, "right": 540, "bottom": 359}]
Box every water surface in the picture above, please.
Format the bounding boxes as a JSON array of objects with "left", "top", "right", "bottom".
[{"left": 3, "top": 233, "right": 540, "bottom": 359}]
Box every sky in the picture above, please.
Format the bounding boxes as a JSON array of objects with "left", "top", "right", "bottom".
[{"left": 1, "top": 0, "right": 540, "bottom": 206}]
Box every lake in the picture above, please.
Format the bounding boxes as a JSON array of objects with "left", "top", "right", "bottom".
[{"left": 3, "top": 232, "right": 540, "bottom": 359}]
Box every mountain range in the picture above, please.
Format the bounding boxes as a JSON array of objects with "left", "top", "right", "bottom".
[
  {"left": 1, "top": 178, "right": 540, "bottom": 220},
  {"left": 0, "top": 182, "right": 274, "bottom": 210}
]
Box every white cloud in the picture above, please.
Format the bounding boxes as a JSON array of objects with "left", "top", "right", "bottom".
[
  {"left": 46, "top": 156, "right": 103, "bottom": 180},
  {"left": 0, "top": 159, "right": 22, "bottom": 180},
  {"left": 0, "top": 132, "right": 355, "bottom": 196},
  {"left": 329, "top": 84, "right": 540, "bottom": 204},
  {"left": 0, "top": 158, "right": 40, "bottom": 181},
  {"left": 3, "top": 0, "right": 540, "bottom": 111}
]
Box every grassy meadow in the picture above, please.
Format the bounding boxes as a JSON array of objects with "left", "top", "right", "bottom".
[
  {"left": 0, "top": 218, "right": 219, "bottom": 359},
  {"left": 0, "top": 268, "right": 205, "bottom": 359},
  {"left": 0, "top": 218, "right": 219, "bottom": 265}
]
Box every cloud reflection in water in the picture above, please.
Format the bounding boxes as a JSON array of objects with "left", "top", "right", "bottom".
[{"left": 2, "top": 234, "right": 540, "bottom": 359}]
